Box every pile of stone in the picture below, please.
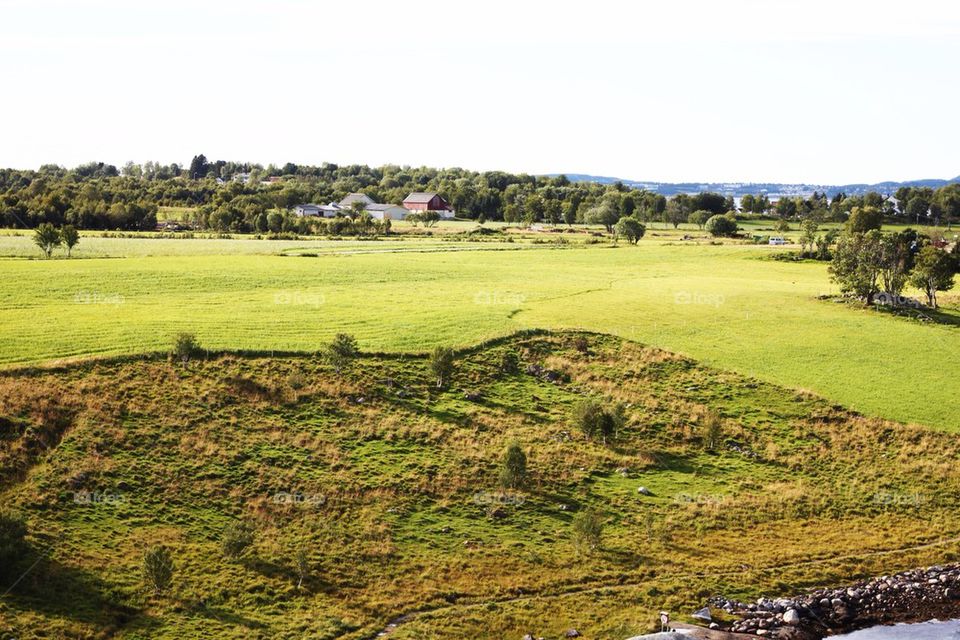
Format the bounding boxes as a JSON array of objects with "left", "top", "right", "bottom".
[{"left": 706, "top": 563, "right": 960, "bottom": 638}]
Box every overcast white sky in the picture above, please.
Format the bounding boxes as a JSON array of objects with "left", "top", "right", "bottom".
[{"left": 1, "top": 0, "right": 958, "bottom": 183}]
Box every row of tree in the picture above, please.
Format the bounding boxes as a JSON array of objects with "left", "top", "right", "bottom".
[
  {"left": 3, "top": 159, "right": 959, "bottom": 233},
  {"left": 829, "top": 229, "right": 956, "bottom": 307}
]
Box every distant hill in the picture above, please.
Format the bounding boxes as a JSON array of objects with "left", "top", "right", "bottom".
[{"left": 547, "top": 173, "right": 959, "bottom": 197}]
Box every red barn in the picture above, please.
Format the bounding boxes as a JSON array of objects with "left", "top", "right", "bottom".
[{"left": 402, "top": 192, "right": 454, "bottom": 217}]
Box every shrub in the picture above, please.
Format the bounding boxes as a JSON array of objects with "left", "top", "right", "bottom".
[
  {"left": 688, "top": 209, "right": 710, "bottom": 229},
  {"left": 499, "top": 350, "right": 520, "bottom": 374},
  {"left": 171, "top": 332, "right": 200, "bottom": 366},
  {"left": 326, "top": 333, "right": 359, "bottom": 372},
  {"left": 572, "top": 399, "right": 625, "bottom": 445},
  {"left": 429, "top": 346, "right": 455, "bottom": 388},
  {"left": 572, "top": 508, "right": 604, "bottom": 553},
  {"left": 703, "top": 411, "right": 723, "bottom": 451},
  {"left": 221, "top": 521, "right": 255, "bottom": 560},
  {"left": 705, "top": 215, "right": 738, "bottom": 237},
  {"left": 293, "top": 547, "right": 310, "bottom": 589},
  {"left": 142, "top": 545, "right": 174, "bottom": 595},
  {"left": 499, "top": 442, "right": 528, "bottom": 489}
]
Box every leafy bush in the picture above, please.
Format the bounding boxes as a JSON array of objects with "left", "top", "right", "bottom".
[
  {"left": 705, "top": 215, "right": 739, "bottom": 237},
  {"left": 142, "top": 545, "right": 174, "bottom": 594},
  {"left": 171, "top": 333, "right": 200, "bottom": 366},
  {"left": 326, "top": 333, "right": 359, "bottom": 372},
  {"left": 572, "top": 399, "right": 625, "bottom": 445},
  {"left": 572, "top": 508, "right": 604, "bottom": 553},
  {"left": 429, "top": 346, "right": 455, "bottom": 388},
  {"left": 221, "top": 521, "right": 255, "bottom": 560},
  {"left": 499, "top": 442, "right": 528, "bottom": 489}
]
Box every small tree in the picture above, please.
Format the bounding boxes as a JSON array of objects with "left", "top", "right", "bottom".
[
  {"left": 572, "top": 399, "right": 624, "bottom": 445},
  {"left": 572, "top": 398, "right": 604, "bottom": 440},
  {"left": 499, "top": 442, "right": 528, "bottom": 490},
  {"left": 583, "top": 200, "right": 620, "bottom": 232},
  {"left": 909, "top": 245, "right": 955, "bottom": 308},
  {"left": 572, "top": 508, "right": 604, "bottom": 553},
  {"left": 34, "top": 223, "right": 61, "bottom": 258},
  {"left": 775, "top": 218, "right": 791, "bottom": 233},
  {"left": 326, "top": 333, "right": 359, "bottom": 372},
  {"left": 293, "top": 546, "right": 309, "bottom": 589},
  {"left": 688, "top": 210, "right": 710, "bottom": 230},
  {"left": 419, "top": 211, "right": 441, "bottom": 228},
  {"left": 799, "top": 219, "right": 819, "bottom": 257},
  {"left": 614, "top": 217, "right": 646, "bottom": 245},
  {"left": 172, "top": 332, "right": 200, "bottom": 367},
  {"left": 829, "top": 230, "right": 884, "bottom": 304},
  {"left": 429, "top": 346, "right": 455, "bottom": 388},
  {"left": 221, "top": 521, "right": 255, "bottom": 560},
  {"left": 703, "top": 411, "right": 723, "bottom": 451},
  {"left": 847, "top": 206, "right": 883, "bottom": 233},
  {"left": 142, "top": 545, "right": 174, "bottom": 595},
  {"left": 61, "top": 225, "right": 80, "bottom": 257},
  {"left": 704, "top": 215, "right": 738, "bottom": 237}
]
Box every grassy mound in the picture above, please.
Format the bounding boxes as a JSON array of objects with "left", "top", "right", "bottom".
[{"left": 1, "top": 332, "right": 958, "bottom": 639}]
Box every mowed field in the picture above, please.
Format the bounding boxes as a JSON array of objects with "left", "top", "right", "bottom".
[{"left": 0, "top": 230, "right": 956, "bottom": 430}]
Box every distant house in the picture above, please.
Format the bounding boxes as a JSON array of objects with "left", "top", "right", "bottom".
[
  {"left": 293, "top": 193, "right": 410, "bottom": 220},
  {"left": 365, "top": 203, "right": 411, "bottom": 221},
  {"left": 294, "top": 203, "right": 342, "bottom": 218},
  {"left": 294, "top": 204, "right": 322, "bottom": 217},
  {"left": 402, "top": 192, "right": 454, "bottom": 218}
]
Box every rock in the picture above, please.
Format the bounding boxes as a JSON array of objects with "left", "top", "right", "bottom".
[
  {"left": 564, "top": 630, "right": 580, "bottom": 638},
  {"left": 637, "top": 486, "right": 653, "bottom": 496},
  {"left": 522, "top": 635, "right": 534, "bottom": 640},
  {"left": 691, "top": 606, "right": 711, "bottom": 622},
  {"left": 783, "top": 609, "right": 801, "bottom": 625}
]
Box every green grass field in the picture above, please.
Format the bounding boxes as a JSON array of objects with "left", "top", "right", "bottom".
[
  {"left": 3, "top": 333, "right": 959, "bottom": 639},
  {"left": 0, "top": 231, "right": 956, "bottom": 430}
]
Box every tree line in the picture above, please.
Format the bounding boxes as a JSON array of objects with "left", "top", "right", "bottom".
[{"left": 2, "top": 157, "right": 958, "bottom": 233}]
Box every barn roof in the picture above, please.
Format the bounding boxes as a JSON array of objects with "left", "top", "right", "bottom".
[
  {"left": 340, "top": 193, "right": 375, "bottom": 206},
  {"left": 403, "top": 192, "right": 441, "bottom": 203}
]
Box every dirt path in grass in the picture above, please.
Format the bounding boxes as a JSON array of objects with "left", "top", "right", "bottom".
[{"left": 360, "top": 534, "right": 960, "bottom": 639}]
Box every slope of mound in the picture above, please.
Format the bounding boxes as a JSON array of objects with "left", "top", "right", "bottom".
[{"left": 1, "top": 332, "right": 958, "bottom": 639}]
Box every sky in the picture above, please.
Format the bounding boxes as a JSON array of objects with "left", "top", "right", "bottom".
[{"left": 1, "top": 0, "right": 959, "bottom": 184}]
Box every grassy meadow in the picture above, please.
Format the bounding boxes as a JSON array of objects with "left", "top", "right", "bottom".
[
  {"left": 2, "top": 333, "right": 959, "bottom": 639},
  {"left": 0, "top": 228, "right": 956, "bottom": 430}
]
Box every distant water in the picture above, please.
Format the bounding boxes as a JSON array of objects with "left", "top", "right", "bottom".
[{"left": 832, "top": 619, "right": 960, "bottom": 638}]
